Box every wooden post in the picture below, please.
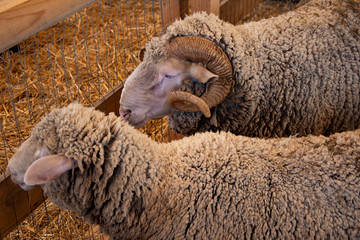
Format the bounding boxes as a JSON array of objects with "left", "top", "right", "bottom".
[
  {"left": 179, "top": 0, "right": 189, "bottom": 19},
  {"left": 160, "top": 0, "right": 260, "bottom": 29},
  {"left": 190, "top": 0, "right": 220, "bottom": 15},
  {"left": 161, "top": 0, "right": 190, "bottom": 28}
]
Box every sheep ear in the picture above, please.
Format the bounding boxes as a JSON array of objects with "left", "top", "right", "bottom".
[
  {"left": 24, "top": 155, "right": 76, "bottom": 185},
  {"left": 189, "top": 63, "right": 219, "bottom": 84}
]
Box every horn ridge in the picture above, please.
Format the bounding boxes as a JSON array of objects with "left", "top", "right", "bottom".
[
  {"left": 169, "top": 91, "right": 211, "bottom": 118},
  {"left": 166, "top": 36, "right": 233, "bottom": 114}
]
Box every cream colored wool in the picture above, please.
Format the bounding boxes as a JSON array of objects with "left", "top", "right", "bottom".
[{"left": 11, "top": 104, "right": 360, "bottom": 239}]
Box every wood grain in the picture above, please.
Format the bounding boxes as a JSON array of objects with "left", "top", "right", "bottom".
[
  {"left": 190, "top": 0, "right": 220, "bottom": 15},
  {"left": 0, "top": 0, "right": 98, "bottom": 52},
  {"left": 161, "top": 0, "right": 182, "bottom": 28},
  {"left": 220, "top": 0, "right": 260, "bottom": 24},
  {"left": 0, "top": 0, "right": 29, "bottom": 14},
  {"left": 0, "top": 172, "right": 45, "bottom": 238}
]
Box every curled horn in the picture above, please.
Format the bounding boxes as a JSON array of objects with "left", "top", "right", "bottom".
[
  {"left": 169, "top": 91, "right": 211, "bottom": 118},
  {"left": 166, "top": 36, "right": 233, "bottom": 117}
]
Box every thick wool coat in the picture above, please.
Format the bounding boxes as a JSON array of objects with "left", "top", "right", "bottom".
[{"left": 28, "top": 104, "right": 360, "bottom": 239}]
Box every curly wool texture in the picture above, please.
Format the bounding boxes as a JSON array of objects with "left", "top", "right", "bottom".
[
  {"left": 145, "top": 0, "right": 360, "bottom": 137},
  {"left": 32, "top": 104, "right": 360, "bottom": 239}
]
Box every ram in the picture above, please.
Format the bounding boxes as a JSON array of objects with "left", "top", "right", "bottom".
[
  {"left": 119, "top": 0, "right": 360, "bottom": 137},
  {"left": 8, "top": 103, "right": 360, "bottom": 239}
]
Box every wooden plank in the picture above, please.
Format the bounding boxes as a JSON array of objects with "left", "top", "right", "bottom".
[
  {"left": 253, "top": 0, "right": 261, "bottom": 12},
  {"left": 92, "top": 81, "right": 124, "bottom": 117},
  {"left": 0, "top": 172, "right": 45, "bottom": 238},
  {"left": 190, "top": 0, "right": 207, "bottom": 14},
  {"left": 209, "top": 0, "right": 220, "bottom": 16},
  {"left": 161, "top": 0, "right": 181, "bottom": 28},
  {"left": 0, "top": 0, "right": 99, "bottom": 53},
  {"left": 190, "top": 0, "right": 220, "bottom": 16},
  {"left": 0, "top": 0, "right": 29, "bottom": 13},
  {"left": 179, "top": 0, "right": 190, "bottom": 19},
  {"left": 220, "top": 0, "right": 233, "bottom": 23},
  {"left": 220, "top": 0, "right": 260, "bottom": 24}
]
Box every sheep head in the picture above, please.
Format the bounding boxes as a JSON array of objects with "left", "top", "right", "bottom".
[
  {"left": 7, "top": 135, "right": 75, "bottom": 191},
  {"left": 7, "top": 112, "right": 77, "bottom": 191},
  {"left": 119, "top": 36, "right": 233, "bottom": 128}
]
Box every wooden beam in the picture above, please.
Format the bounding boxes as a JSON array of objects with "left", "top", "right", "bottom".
[
  {"left": 0, "top": 0, "right": 29, "bottom": 14},
  {"left": 92, "top": 81, "right": 124, "bottom": 117},
  {"left": 0, "top": 0, "right": 99, "bottom": 53}
]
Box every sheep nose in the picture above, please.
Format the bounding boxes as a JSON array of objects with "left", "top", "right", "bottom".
[{"left": 119, "top": 106, "right": 132, "bottom": 120}]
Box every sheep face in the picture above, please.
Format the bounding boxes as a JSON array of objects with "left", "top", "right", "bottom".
[
  {"left": 7, "top": 134, "right": 75, "bottom": 191},
  {"left": 7, "top": 135, "right": 50, "bottom": 190},
  {"left": 120, "top": 36, "right": 233, "bottom": 128},
  {"left": 120, "top": 57, "right": 218, "bottom": 128}
]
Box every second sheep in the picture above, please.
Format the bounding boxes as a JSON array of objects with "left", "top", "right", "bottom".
[{"left": 120, "top": 0, "right": 360, "bottom": 137}]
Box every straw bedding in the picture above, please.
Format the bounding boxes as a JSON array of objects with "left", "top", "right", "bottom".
[{"left": 0, "top": 0, "right": 306, "bottom": 239}]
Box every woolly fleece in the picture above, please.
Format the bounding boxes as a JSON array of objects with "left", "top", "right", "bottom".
[
  {"left": 144, "top": 0, "right": 360, "bottom": 137},
  {"left": 31, "top": 103, "right": 360, "bottom": 239}
]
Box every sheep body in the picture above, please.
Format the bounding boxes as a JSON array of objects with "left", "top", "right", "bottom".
[
  {"left": 133, "top": 0, "right": 360, "bottom": 137},
  {"left": 7, "top": 104, "right": 360, "bottom": 239}
]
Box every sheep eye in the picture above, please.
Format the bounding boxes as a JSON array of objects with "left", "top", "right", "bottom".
[{"left": 164, "top": 74, "right": 174, "bottom": 79}]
